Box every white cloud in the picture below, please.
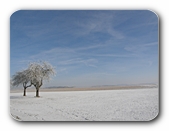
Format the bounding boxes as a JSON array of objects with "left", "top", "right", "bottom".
[
  {"left": 124, "top": 42, "right": 158, "bottom": 53},
  {"left": 74, "top": 12, "right": 125, "bottom": 39}
]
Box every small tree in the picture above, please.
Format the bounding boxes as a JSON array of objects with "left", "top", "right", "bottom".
[
  {"left": 12, "top": 61, "right": 56, "bottom": 97},
  {"left": 27, "top": 61, "right": 56, "bottom": 97},
  {"left": 12, "top": 69, "right": 32, "bottom": 96}
]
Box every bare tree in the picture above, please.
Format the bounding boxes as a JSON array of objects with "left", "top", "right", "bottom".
[{"left": 12, "top": 61, "right": 56, "bottom": 97}]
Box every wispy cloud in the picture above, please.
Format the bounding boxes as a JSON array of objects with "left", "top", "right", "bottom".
[
  {"left": 27, "top": 46, "right": 99, "bottom": 71},
  {"left": 57, "top": 68, "right": 67, "bottom": 73},
  {"left": 74, "top": 11, "right": 125, "bottom": 39},
  {"left": 92, "top": 54, "right": 136, "bottom": 58},
  {"left": 58, "top": 58, "right": 98, "bottom": 67},
  {"left": 124, "top": 42, "right": 158, "bottom": 53}
]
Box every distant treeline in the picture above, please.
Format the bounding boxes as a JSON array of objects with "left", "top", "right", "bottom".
[{"left": 45, "top": 86, "right": 75, "bottom": 89}]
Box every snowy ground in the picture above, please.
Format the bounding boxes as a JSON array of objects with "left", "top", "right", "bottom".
[{"left": 10, "top": 88, "right": 159, "bottom": 121}]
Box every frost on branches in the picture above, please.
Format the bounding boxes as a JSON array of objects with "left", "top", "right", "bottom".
[{"left": 12, "top": 61, "right": 56, "bottom": 97}]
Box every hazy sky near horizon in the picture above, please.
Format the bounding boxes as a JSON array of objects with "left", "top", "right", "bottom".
[{"left": 10, "top": 10, "right": 158, "bottom": 87}]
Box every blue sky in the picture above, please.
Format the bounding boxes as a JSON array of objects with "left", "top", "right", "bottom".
[{"left": 10, "top": 10, "right": 158, "bottom": 87}]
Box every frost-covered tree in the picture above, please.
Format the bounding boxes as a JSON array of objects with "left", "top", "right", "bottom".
[
  {"left": 12, "top": 69, "right": 32, "bottom": 96},
  {"left": 12, "top": 61, "right": 56, "bottom": 97},
  {"left": 27, "top": 61, "right": 56, "bottom": 97}
]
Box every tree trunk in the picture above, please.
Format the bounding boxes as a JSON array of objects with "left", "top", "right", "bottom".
[
  {"left": 23, "top": 82, "right": 32, "bottom": 96},
  {"left": 35, "top": 80, "right": 42, "bottom": 97},
  {"left": 36, "top": 88, "right": 40, "bottom": 97},
  {"left": 23, "top": 88, "right": 26, "bottom": 96}
]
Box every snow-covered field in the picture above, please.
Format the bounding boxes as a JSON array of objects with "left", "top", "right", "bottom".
[{"left": 10, "top": 88, "right": 159, "bottom": 121}]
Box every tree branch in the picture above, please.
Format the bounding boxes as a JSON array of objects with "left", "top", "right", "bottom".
[
  {"left": 26, "top": 83, "right": 32, "bottom": 88},
  {"left": 39, "top": 79, "right": 43, "bottom": 87},
  {"left": 23, "top": 82, "right": 32, "bottom": 89}
]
